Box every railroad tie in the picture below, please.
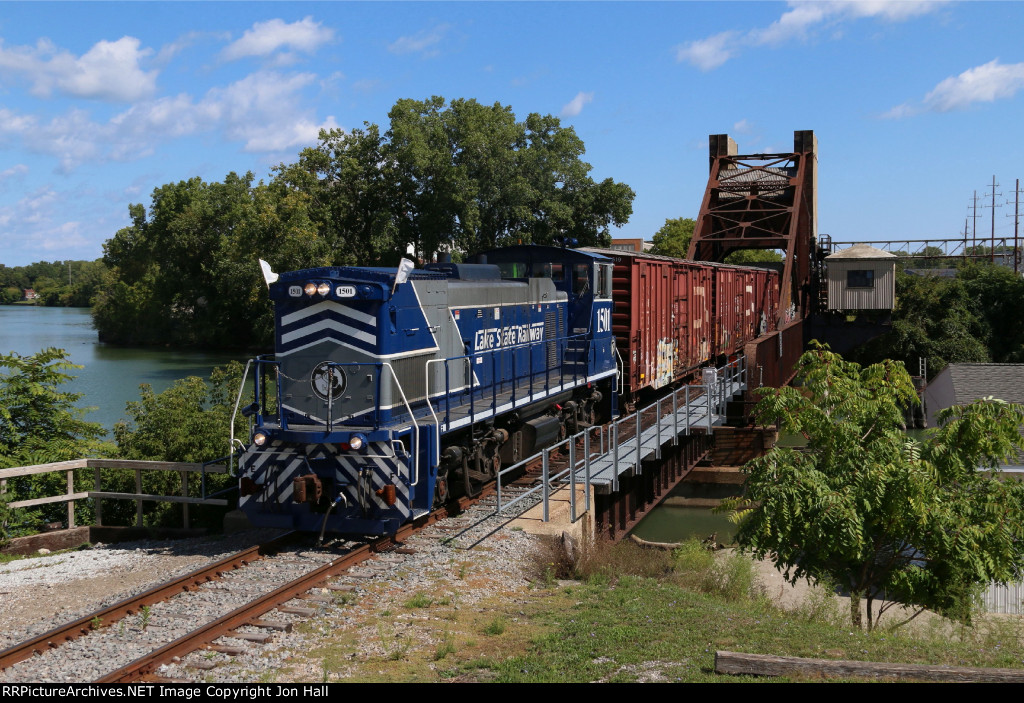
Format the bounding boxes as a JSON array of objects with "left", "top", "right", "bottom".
[
  {"left": 251, "top": 619, "right": 293, "bottom": 632},
  {"left": 229, "top": 630, "right": 273, "bottom": 643},
  {"left": 209, "top": 645, "right": 247, "bottom": 655}
]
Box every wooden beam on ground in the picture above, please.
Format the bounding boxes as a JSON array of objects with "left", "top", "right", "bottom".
[{"left": 714, "top": 650, "right": 1024, "bottom": 682}]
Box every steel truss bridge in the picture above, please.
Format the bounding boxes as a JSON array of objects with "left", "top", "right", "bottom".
[{"left": 828, "top": 236, "right": 1021, "bottom": 271}]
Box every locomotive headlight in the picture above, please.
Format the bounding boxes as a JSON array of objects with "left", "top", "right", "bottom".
[
  {"left": 253, "top": 432, "right": 268, "bottom": 447},
  {"left": 349, "top": 433, "right": 367, "bottom": 451},
  {"left": 304, "top": 282, "right": 317, "bottom": 296},
  {"left": 317, "top": 282, "right": 331, "bottom": 296}
]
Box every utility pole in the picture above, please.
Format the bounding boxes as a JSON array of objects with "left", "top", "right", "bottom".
[
  {"left": 982, "top": 176, "right": 1002, "bottom": 264},
  {"left": 968, "top": 190, "right": 979, "bottom": 258},
  {"left": 1009, "top": 178, "right": 1022, "bottom": 274},
  {"left": 963, "top": 217, "right": 969, "bottom": 259}
]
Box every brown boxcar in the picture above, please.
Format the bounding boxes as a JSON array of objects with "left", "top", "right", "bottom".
[{"left": 586, "top": 247, "right": 779, "bottom": 398}]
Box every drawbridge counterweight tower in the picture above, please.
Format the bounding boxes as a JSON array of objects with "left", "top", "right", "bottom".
[{"left": 687, "top": 130, "right": 818, "bottom": 325}]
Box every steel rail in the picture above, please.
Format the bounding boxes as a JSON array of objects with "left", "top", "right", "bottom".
[
  {"left": 96, "top": 500, "right": 471, "bottom": 683},
  {"left": 0, "top": 531, "right": 301, "bottom": 672}
]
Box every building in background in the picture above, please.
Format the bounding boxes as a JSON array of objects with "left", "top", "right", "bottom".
[
  {"left": 923, "top": 363, "right": 1024, "bottom": 471},
  {"left": 825, "top": 243, "right": 896, "bottom": 311}
]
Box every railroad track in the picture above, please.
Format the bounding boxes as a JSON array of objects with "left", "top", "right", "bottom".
[{"left": 0, "top": 483, "right": 537, "bottom": 683}]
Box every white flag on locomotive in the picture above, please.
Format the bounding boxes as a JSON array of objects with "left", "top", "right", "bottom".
[
  {"left": 259, "top": 259, "right": 279, "bottom": 287},
  {"left": 392, "top": 258, "right": 415, "bottom": 292}
]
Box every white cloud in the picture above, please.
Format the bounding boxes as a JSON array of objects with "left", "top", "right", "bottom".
[
  {"left": 0, "top": 164, "right": 29, "bottom": 182},
  {"left": 0, "top": 36, "right": 157, "bottom": 101},
  {"left": 677, "top": 1, "right": 948, "bottom": 70},
  {"left": 223, "top": 17, "right": 334, "bottom": 61},
  {"left": 199, "top": 71, "right": 339, "bottom": 152},
  {"left": 675, "top": 31, "right": 737, "bottom": 71},
  {"left": 561, "top": 91, "right": 594, "bottom": 118},
  {"left": 388, "top": 24, "right": 451, "bottom": 57},
  {"left": 0, "top": 71, "right": 339, "bottom": 170},
  {"left": 28, "top": 221, "right": 89, "bottom": 252},
  {"left": 732, "top": 119, "right": 753, "bottom": 134},
  {"left": 884, "top": 59, "right": 1024, "bottom": 117},
  {"left": 924, "top": 59, "right": 1024, "bottom": 111}
]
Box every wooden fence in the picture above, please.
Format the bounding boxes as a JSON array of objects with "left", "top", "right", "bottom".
[{"left": 0, "top": 459, "right": 229, "bottom": 530}]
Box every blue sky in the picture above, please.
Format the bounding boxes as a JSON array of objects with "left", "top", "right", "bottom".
[{"left": 2, "top": 1, "right": 1023, "bottom": 267}]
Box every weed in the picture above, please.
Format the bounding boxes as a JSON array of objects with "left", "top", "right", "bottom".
[
  {"left": 381, "top": 609, "right": 392, "bottom": 617},
  {"left": 483, "top": 616, "right": 507, "bottom": 636},
  {"left": 203, "top": 651, "right": 217, "bottom": 661},
  {"left": 388, "top": 637, "right": 412, "bottom": 661},
  {"left": 118, "top": 620, "right": 126, "bottom": 637},
  {"left": 333, "top": 592, "right": 357, "bottom": 606},
  {"left": 139, "top": 605, "right": 152, "bottom": 630},
  {"left": 434, "top": 633, "right": 457, "bottom": 661},
  {"left": 795, "top": 576, "right": 843, "bottom": 626},
  {"left": 527, "top": 535, "right": 574, "bottom": 586},
  {"left": 405, "top": 593, "right": 434, "bottom": 609},
  {"left": 321, "top": 659, "right": 331, "bottom": 683},
  {"left": 573, "top": 539, "right": 673, "bottom": 582}
]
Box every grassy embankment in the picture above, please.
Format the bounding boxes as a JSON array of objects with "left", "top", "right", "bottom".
[{"left": 284, "top": 539, "right": 1024, "bottom": 683}]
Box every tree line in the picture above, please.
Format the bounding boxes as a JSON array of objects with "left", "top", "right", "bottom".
[
  {"left": 93, "top": 96, "right": 635, "bottom": 349},
  {"left": 852, "top": 261, "right": 1024, "bottom": 376},
  {"left": 0, "top": 259, "right": 107, "bottom": 307}
]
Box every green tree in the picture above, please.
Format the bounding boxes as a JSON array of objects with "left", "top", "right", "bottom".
[
  {"left": 724, "top": 343, "right": 1024, "bottom": 630},
  {"left": 93, "top": 173, "right": 327, "bottom": 348},
  {"left": 113, "top": 362, "right": 245, "bottom": 464},
  {"left": 0, "top": 349, "right": 107, "bottom": 536},
  {"left": 853, "top": 261, "right": 1024, "bottom": 376},
  {"left": 723, "top": 249, "right": 783, "bottom": 265},
  {"left": 649, "top": 217, "right": 695, "bottom": 258},
  {"left": 278, "top": 96, "right": 635, "bottom": 259},
  {"left": 0, "top": 348, "right": 106, "bottom": 467},
  {"left": 108, "top": 362, "right": 245, "bottom": 528}
]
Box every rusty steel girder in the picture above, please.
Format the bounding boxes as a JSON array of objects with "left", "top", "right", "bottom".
[{"left": 687, "top": 131, "right": 817, "bottom": 325}]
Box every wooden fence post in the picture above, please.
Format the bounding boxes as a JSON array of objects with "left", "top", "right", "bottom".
[
  {"left": 66, "top": 470, "right": 75, "bottom": 528},
  {"left": 180, "top": 470, "right": 189, "bottom": 530},
  {"left": 94, "top": 465, "right": 103, "bottom": 526},
  {"left": 135, "top": 469, "right": 143, "bottom": 528}
]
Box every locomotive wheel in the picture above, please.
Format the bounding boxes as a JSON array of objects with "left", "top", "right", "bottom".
[{"left": 434, "top": 475, "right": 450, "bottom": 508}]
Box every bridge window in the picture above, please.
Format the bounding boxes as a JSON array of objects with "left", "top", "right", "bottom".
[{"left": 847, "top": 269, "right": 875, "bottom": 288}]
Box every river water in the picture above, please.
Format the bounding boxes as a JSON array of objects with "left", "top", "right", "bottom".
[{"left": 0, "top": 306, "right": 243, "bottom": 431}]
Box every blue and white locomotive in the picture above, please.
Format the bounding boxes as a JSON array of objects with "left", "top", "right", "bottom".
[{"left": 236, "top": 246, "right": 618, "bottom": 535}]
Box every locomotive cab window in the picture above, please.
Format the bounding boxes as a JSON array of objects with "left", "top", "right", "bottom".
[
  {"left": 595, "top": 263, "right": 613, "bottom": 299},
  {"left": 847, "top": 269, "right": 874, "bottom": 288},
  {"left": 536, "top": 262, "right": 565, "bottom": 282},
  {"left": 496, "top": 261, "right": 527, "bottom": 279},
  {"left": 573, "top": 263, "right": 590, "bottom": 295}
]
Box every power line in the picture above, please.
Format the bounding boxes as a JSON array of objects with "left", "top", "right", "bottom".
[
  {"left": 982, "top": 176, "right": 1002, "bottom": 264},
  {"left": 1008, "top": 178, "right": 1023, "bottom": 274}
]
